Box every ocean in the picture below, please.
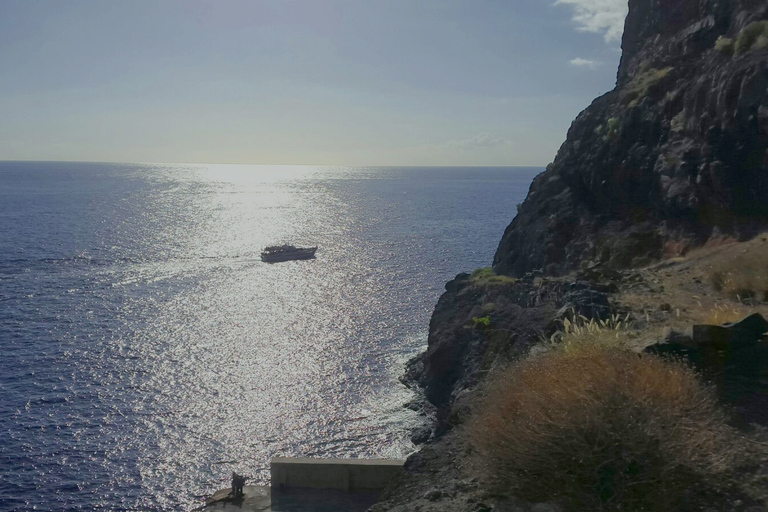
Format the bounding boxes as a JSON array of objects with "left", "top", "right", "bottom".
[{"left": 0, "top": 162, "right": 540, "bottom": 511}]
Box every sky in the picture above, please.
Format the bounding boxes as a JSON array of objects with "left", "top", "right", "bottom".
[{"left": 0, "top": 0, "right": 628, "bottom": 166}]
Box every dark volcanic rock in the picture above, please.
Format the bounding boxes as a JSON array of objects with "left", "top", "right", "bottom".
[
  {"left": 494, "top": 0, "right": 768, "bottom": 277},
  {"left": 647, "top": 314, "right": 768, "bottom": 426},
  {"left": 403, "top": 273, "right": 610, "bottom": 433}
]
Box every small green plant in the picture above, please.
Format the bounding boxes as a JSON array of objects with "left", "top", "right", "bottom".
[
  {"left": 606, "top": 117, "right": 620, "bottom": 139},
  {"left": 735, "top": 21, "right": 768, "bottom": 54},
  {"left": 472, "top": 315, "right": 492, "bottom": 329},
  {"left": 670, "top": 112, "right": 685, "bottom": 132},
  {"left": 715, "top": 35, "right": 735, "bottom": 55},
  {"left": 470, "top": 267, "right": 517, "bottom": 286},
  {"left": 481, "top": 302, "right": 496, "bottom": 313},
  {"left": 756, "top": 33, "right": 768, "bottom": 50}
]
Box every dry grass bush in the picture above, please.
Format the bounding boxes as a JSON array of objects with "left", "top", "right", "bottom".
[
  {"left": 709, "top": 243, "right": 768, "bottom": 301},
  {"left": 468, "top": 342, "right": 738, "bottom": 511},
  {"left": 690, "top": 302, "right": 757, "bottom": 325}
]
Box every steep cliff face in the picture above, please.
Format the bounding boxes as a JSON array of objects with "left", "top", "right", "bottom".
[{"left": 494, "top": 0, "right": 768, "bottom": 277}]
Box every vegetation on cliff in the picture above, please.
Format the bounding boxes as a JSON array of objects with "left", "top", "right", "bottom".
[
  {"left": 470, "top": 341, "right": 738, "bottom": 511},
  {"left": 469, "top": 267, "right": 517, "bottom": 287}
]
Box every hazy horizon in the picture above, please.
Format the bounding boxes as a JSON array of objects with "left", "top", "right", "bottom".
[
  {"left": 0, "top": 159, "right": 546, "bottom": 167},
  {"left": 0, "top": 0, "right": 628, "bottom": 166}
]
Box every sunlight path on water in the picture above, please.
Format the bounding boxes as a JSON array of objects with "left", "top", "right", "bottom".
[{"left": 0, "top": 163, "right": 539, "bottom": 511}]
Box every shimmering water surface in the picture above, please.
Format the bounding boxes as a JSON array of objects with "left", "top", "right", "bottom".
[{"left": 0, "top": 162, "right": 540, "bottom": 511}]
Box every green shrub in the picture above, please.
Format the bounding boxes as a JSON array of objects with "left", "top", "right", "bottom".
[
  {"left": 470, "top": 267, "right": 516, "bottom": 286},
  {"left": 624, "top": 67, "right": 673, "bottom": 107},
  {"left": 715, "top": 36, "right": 735, "bottom": 55},
  {"left": 735, "top": 21, "right": 768, "bottom": 54},
  {"left": 481, "top": 302, "right": 496, "bottom": 313},
  {"left": 469, "top": 342, "right": 737, "bottom": 511},
  {"left": 670, "top": 112, "right": 685, "bottom": 132},
  {"left": 471, "top": 315, "right": 492, "bottom": 329},
  {"left": 756, "top": 34, "right": 768, "bottom": 50}
]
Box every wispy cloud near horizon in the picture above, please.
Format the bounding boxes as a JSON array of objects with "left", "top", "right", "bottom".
[
  {"left": 569, "top": 57, "right": 601, "bottom": 69},
  {"left": 555, "top": 0, "right": 628, "bottom": 43},
  {"left": 447, "top": 132, "right": 508, "bottom": 149}
]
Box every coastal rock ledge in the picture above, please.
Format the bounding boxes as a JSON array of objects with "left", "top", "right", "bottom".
[{"left": 494, "top": 0, "right": 768, "bottom": 277}]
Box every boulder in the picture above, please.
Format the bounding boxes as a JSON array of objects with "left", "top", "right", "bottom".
[{"left": 647, "top": 313, "right": 768, "bottom": 426}]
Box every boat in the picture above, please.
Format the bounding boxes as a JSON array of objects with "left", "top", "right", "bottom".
[{"left": 260, "top": 244, "right": 317, "bottom": 263}]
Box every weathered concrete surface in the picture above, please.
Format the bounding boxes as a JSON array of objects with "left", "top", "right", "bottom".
[
  {"left": 193, "top": 485, "right": 272, "bottom": 511},
  {"left": 270, "top": 457, "right": 405, "bottom": 493},
  {"left": 195, "top": 484, "right": 383, "bottom": 512}
]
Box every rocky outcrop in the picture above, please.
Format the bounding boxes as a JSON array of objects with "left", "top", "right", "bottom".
[
  {"left": 494, "top": 0, "right": 768, "bottom": 277},
  {"left": 402, "top": 273, "right": 610, "bottom": 433}
]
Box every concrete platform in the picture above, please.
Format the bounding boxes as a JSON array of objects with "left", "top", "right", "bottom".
[
  {"left": 195, "top": 457, "right": 404, "bottom": 511},
  {"left": 195, "top": 484, "right": 381, "bottom": 512},
  {"left": 194, "top": 485, "right": 272, "bottom": 511},
  {"left": 271, "top": 457, "right": 404, "bottom": 493}
]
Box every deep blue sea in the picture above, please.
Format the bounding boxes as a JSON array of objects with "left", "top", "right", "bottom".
[{"left": 0, "top": 162, "right": 540, "bottom": 511}]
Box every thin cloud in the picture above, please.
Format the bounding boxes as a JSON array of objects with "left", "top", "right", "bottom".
[
  {"left": 569, "top": 57, "right": 601, "bottom": 69},
  {"left": 555, "top": 0, "right": 628, "bottom": 43},
  {"left": 447, "top": 132, "right": 508, "bottom": 149}
]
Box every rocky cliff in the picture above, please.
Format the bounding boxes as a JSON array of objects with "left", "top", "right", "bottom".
[
  {"left": 402, "top": 273, "right": 610, "bottom": 434},
  {"left": 377, "top": 1, "right": 768, "bottom": 510},
  {"left": 494, "top": 0, "right": 768, "bottom": 277}
]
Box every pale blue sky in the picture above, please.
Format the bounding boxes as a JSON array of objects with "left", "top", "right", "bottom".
[{"left": 0, "top": 0, "right": 627, "bottom": 165}]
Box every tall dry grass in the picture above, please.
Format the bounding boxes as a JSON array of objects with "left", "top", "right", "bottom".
[
  {"left": 468, "top": 342, "right": 738, "bottom": 511},
  {"left": 557, "top": 311, "right": 635, "bottom": 350},
  {"left": 710, "top": 243, "right": 768, "bottom": 301},
  {"left": 690, "top": 302, "right": 757, "bottom": 325}
]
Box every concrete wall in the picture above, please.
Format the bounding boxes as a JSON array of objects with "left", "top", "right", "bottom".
[{"left": 270, "top": 457, "right": 404, "bottom": 493}]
